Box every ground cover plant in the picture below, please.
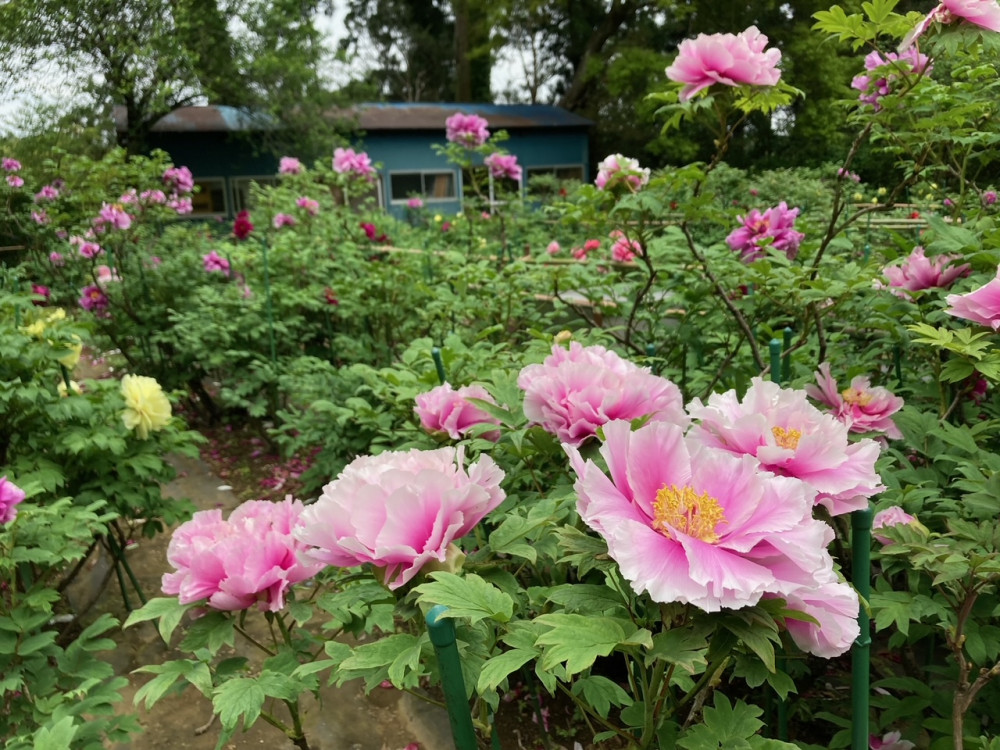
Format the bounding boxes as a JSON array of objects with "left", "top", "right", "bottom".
[{"left": 6, "top": 2, "right": 1000, "bottom": 748}]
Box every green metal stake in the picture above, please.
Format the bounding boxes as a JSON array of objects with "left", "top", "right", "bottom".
[
  {"left": 432, "top": 346, "right": 447, "bottom": 384},
  {"left": 426, "top": 605, "right": 479, "bottom": 750},
  {"left": 782, "top": 327, "right": 793, "bottom": 382},
  {"left": 259, "top": 238, "right": 277, "bottom": 365},
  {"left": 769, "top": 339, "right": 782, "bottom": 384},
  {"left": 851, "top": 508, "right": 873, "bottom": 750},
  {"left": 893, "top": 344, "right": 904, "bottom": 387}
]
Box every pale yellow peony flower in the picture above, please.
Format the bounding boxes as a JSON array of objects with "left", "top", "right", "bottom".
[
  {"left": 58, "top": 380, "right": 82, "bottom": 397},
  {"left": 22, "top": 308, "right": 65, "bottom": 338},
  {"left": 120, "top": 374, "right": 172, "bottom": 439},
  {"left": 58, "top": 338, "right": 82, "bottom": 369}
]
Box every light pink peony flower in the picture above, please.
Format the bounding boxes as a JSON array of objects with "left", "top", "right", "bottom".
[
  {"left": 414, "top": 383, "right": 501, "bottom": 441},
  {"left": 203, "top": 250, "right": 231, "bottom": 274},
  {"left": 95, "top": 202, "right": 132, "bottom": 231},
  {"left": 665, "top": 26, "right": 782, "bottom": 101},
  {"left": 484, "top": 152, "right": 522, "bottom": 181},
  {"left": 595, "top": 154, "right": 650, "bottom": 191},
  {"left": 2, "top": 157, "right": 21, "bottom": 172},
  {"left": 945, "top": 266, "right": 1000, "bottom": 329},
  {"left": 872, "top": 505, "right": 925, "bottom": 545},
  {"left": 774, "top": 573, "right": 860, "bottom": 658},
  {"left": 31, "top": 210, "right": 49, "bottom": 225},
  {"left": 852, "top": 49, "right": 931, "bottom": 109},
  {"left": 546, "top": 241, "right": 560, "bottom": 255},
  {"left": 273, "top": 212, "right": 297, "bottom": 229},
  {"left": 295, "top": 447, "right": 505, "bottom": 590},
  {"left": 688, "top": 378, "right": 884, "bottom": 516},
  {"left": 163, "top": 165, "right": 194, "bottom": 194},
  {"left": 878, "top": 246, "right": 970, "bottom": 298},
  {"left": 161, "top": 498, "right": 323, "bottom": 612},
  {"left": 78, "top": 241, "right": 103, "bottom": 259},
  {"left": 296, "top": 196, "right": 319, "bottom": 215},
  {"left": 726, "top": 201, "right": 804, "bottom": 262},
  {"left": 49, "top": 251, "right": 64, "bottom": 266},
  {"left": 279, "top": 156, "right": 303, "bottom": 175},
  {"left": 445, "top": 112, "right": 490, "bottom": 147},
  {"left": 6, "top": 175, "right": 23, "bottom": 188},
  {"left": 333, "top": 147, "right": 375, "bottom": 180},
  {"left": 407, "top": 197, "right": 424, "bottom": 209},
  {"left": 806, "top": 363, "right": 904, "bottom": 439},
  {"left": 905, "top": 0, "right": 1000, "bottom": 48},
  {"left": 518, "top": 342, "right": 688, "bottom": 447},
  {"left": 34, "top": 184, "right": 59, "bottom": 201},
  {"left": 0, "top": 476, "right": 26, "bottom": 524},
  {"left": 870, "top": 730, "right": 916, "bottom": 750},
  {"left": 567, "top": 420, "right": 837, "bottom": 612},
  {"left": 609, "top": 230, "right": 641, "bottom": 262},
  {"left": 96, "top": 265, "right": 121, "bottom": 287}
]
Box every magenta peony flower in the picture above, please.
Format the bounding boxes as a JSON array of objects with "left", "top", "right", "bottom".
[
  {"left": 665, "top": 26, "right": 782, "bottom": 102},
  {"left": 414, "top": 383, "right": 501, "bottom": 441},
  {"left": 595, "top": 154, "right": 650, "bottom": 191},
  {"left": 985, "top": 190, "right": 998, "bottom": 205},
  {"left": 609, "top": 230, "right": 641, "bottom": 262},
  {"left": 332, "top": 147, "right": 375, "bottom": 180},
  {"left": 31, "top": 284, "right": 50, "bottom": 305},
  {"left": 6, "top": 175, "right": 23, "bottom": 188},
  {"left": 295, "top": 447, "right": 505, "bottom": 590},
  {"left": 484, "top": 152, "right": 522, "bottom": 181},
  {"left": 567, "top": 420, "right": 837, "bottom": 612},
  {"left": 273, "top": 212, "right": 297, "bottom": 229},
  {"left": 688, "top": 378, "right": 884, "bottom": 516},
  {"left": 2, "top": 157, "right": 21, "bottom": 172},
  {"left": 445, "top": 112, "right": 490, "bottom": 147},
  {"left": 407, "top": 196, "right": 424, "bottom": 209},
  {"left": 78, "top": 241, "right": 103, "bottom": 259},
  {"left": 34, "top": 184, "right": 59, "bottom": 201},
  {"left": 0, "top": 476, "right": 26, "bottom": 524},
  {"left": 726, "top": 201, "right": 804, "bottom": 262},
  {"left": 806, "top": 363, "right": 904, "bottom": 439},
  {"left": 233, "top": 210, "right": 254, "bottom": 240},
  {"left": 870, "top": 730, "right": 916, "bottom": 750},
  {"left": 945, "top": 266, "right": 1000, "bottom": 329},
  {"left": 79, "top": 284, "right": 109, "bottom": 314},
  {"left": 140, "top": 189, "right": 167, "bottom": 205},
  {"left": 851, "top": 49, "right": 931, "bottom": 108},
  {"left": 518, "top": 342, "right": 688, "bottom": 447},
  {"left": 878, "top": 246, "right": 970, "bottom": 298},
  {"left": 203, "top": 250, "right": 231, "bottom": 274},
  {"left": 94, "top": 202, "right": 132, "bottom": 231},
  {"left": 162, "top": 165, "right": 194, "bottom": 194},
  {"left": 296, "top": 196, "right": 319, "bottom": 215},
  {"left": 169, "top": 195, "right": 193, "bottom": 214},
  {"left": 279, "top": 156, "right": 303, "bottom": 175},
  {"left": 161, "top": 498, "right": 323, "bottom": 612}
]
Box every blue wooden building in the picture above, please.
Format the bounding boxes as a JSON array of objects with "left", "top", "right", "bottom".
[{"left": 116, "top": 103, "right": 592, "bottom": 220}]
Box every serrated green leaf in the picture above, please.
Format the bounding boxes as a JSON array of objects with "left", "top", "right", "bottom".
[
  {"left": 477, "top": 649, "right": 538, "bottom": 693},
  {"left": 213, "top": 677, "right": 265, "bottom": 731},
  {"left": 415, "top": 573, "right": 513, "bottom": 624},
  {"left": 123, "top": 597, "right": 191, "bottom": 644},
  {"left": 534, "top": 614, "right": 629, "bottom": 675},
  {"left": 571, "top": 675, "right": 633, "bottom": 717},
  {"left": 32, "top": 715, "right": 79, "bottom": 750}
]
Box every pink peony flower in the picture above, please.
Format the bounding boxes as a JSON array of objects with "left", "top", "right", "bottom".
[
  {"left": 595, "top": 154, "right": 650, "bottom": 191},
  {"left": 233, "top": 210, "right": 254, "bottom": 240},
  {"left": 296, "top": 196, "right": 319, "bottom": 215},
  {"left": 78, "top": 241, "right": 103, "bottom": 259},
  {"left": 546, "top": 241, "right": 560, "bottom": 255},
  {"left": 161, "top": 498, "right": 323, "bottom": 612},
  {"left": 332, "top": 147, "right": 375, "bottom": 180},
  {"left": 945, "top": 266, "right": 1000, "bottom": 329},
  {"left": 414, "top": 383, "right": 501, "bottom": 441},
  {"left": 878, "top": 246, "right": 970, "bottom": 298},
  {"left": 273, "top": 212, "right": 297, "bottom": 229},
  {"left": 360, "top": 221, "right": 388, "bottom": 242},
  {"left": 872, "top": 505, "right": 923, "bottom": 545},
  {"left": 140, "top": 189, "right": 167, "bottom": 205},
  {"left": 96, "top": 265, "right": 121, "bottom": 287},
  {"left": 837, "top": 168, "right": 861, "bottom": 182},
  {"left": 665, "top": 25, "right": 782, "bottom": 101},
  {"left": 688, "top": 378, "right": 884, "bottom": 516},
  {"left": 806, "top": 363, "right": 904, "bottom": 439},
  {"left": 2, "top": 157, "right": 21, "bottom": 172},
  {"left": 49, "top": 251, "right": 64, "bottom": 266},
  {"left": 518, "top": 342, "right": 688, "bottom": 447},
  {"left": 78, "top": 284, "right": 109, "bottom": 314},
  {"left": 852, "top": 49, "right": 931, "bottom": 109},
  {"left": 566, "top": 420, "right": 837, "bottom": 612},
  {"left": 610, "top": 230, "right": 641, "bottom": 262},
  {"left": 31, "top": 284, "right": 50, "bottom": 305},
  {"left": 6, "top": 175, "right": 23, "bottom": 188},
  {"left": 31, "top": 210, "right": 49, "bottom": 225},
  {"left": 203, "top": 250, "right": 231, "bottom": 274},
  {"left": 870, "top": 730, "right": 916, "bottom": 750},
  {"left": 295, "top": 447, "right": 505, "bottom": 590},
  {"left": 484, "top": 153, "right": 522, "bottom": 181},
  {"left": 95, "top": 202, "right": 132, "bottom": 231},
  {"left": 445, "top": 112, "right": 490, "bottom": 147},
  {"left": 169, "top": 195, "right": 193, "bottom": 214},
  {"left": 407, "top": 197, "right": 424, "bottom": 209},
  {"left": 984, "top": 190, "right": 998, "bottom": 205},
  {"left": 0, "top": 476, "right": 26, "bottom": 524},
  {"left": 163, "top": 165, "right": 194, "bottom": 193},
  {"left": 773, "top": 573, "right": 860, "bottom": 658},
  {"left": 727, "top": 201, "right": 804, "bottom": 262},
  {"left": 34, "top": 184, "right": 59, "bottom": 201},
  {"left": 279, "top": 156, "right": 303, "bottom": 175}
]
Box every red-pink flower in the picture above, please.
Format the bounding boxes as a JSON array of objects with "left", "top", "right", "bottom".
[
  {"left": 279, "top": 156, "right": 303, "bottom": 175},
  {"left": 726, "top": 201, "right": 804, "bottom": 262},
  {"left": 414, "top": 383, "right": 501, "bottom": 441},
  {"left": 161, "top": 498, "right": 323, "bottom": 612},
  {"left": 484, "top": 152, "right": 522, "bottom": 181},
  {"left": 610, "top": 230, "right": 641, "bottom": 262},
  {"left": 595, "top": 154, "right": 650, "bottom": 191},
  {"left": 518, "top": 342, "right": 688, "bottom": 447},
  {"left": 333, "top": 147, "right": 375, "bottom": 180},
  {"left": 688, "top": 378, "right": 884, "bottom": 516},
  {"left": 546, "top": 241, "right": 560, "bottom": 255},
  {"left": 806, "top": 363, "right": 904, "bottom": 439},
  {"left": 878, "top": 246, "right": 969, "bottom": 298},
  {"left": 945, "top": 266, "right": 1000, "bottom": 329},
  {"left": 34, "top": 185, "right": 59, "bottom": 201},
  {"left": 78, "top": 284, "right": 109, "bottom": 314},
  {"left": 665, "top": 25, "right": 782, "bottom": 101},
  {"left": 233, "top": 210, "right": 254, "bottom": 240},
  {"left": 31, "top": 284, "right": 50, "bottom": 305},
  {"left": 295, "top": 447, "right": 505, "bottom": 590},
  {"left": 445, "top": 112, "right": 490, "bottom": 147},
  {"left": 163, "top": 165, "right": 194, "bottom": 193},
  {"left": 296, "top": 196, "right": 319, "bottom": 215},
  {"left": 0, "top": 476, "right": 26, "bottom": 524},
  {"left": 203, "top": 250, "right": 231, "bottom": 274},
  {"left": 273, "top": 212, "right": 297, "bottom": 229}
]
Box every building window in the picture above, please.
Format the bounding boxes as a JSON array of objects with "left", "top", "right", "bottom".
[
  {"left": 389, "top": 171, "right": 457, "bottom": 203},
  {"left": 190, "top": 178, "right": 228, "bottom": 216},
  {"left": 232, "top": 176, "right": 279, "bottom": 213}
]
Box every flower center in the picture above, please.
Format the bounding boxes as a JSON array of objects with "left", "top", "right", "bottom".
[
  {"left": 771, "top": 426, "right": 802, "bottom": 450},
  {"left": 841, "top": 387, "right": 873, "bottom": 406},
  {"left": 652, "top": 485, "right": 726, "bottom": 544}
]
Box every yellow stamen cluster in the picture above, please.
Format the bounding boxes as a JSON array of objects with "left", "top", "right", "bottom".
[
  {"left": 841, "top": 387, "right": 873, "bottom": 406},
  {"left": 652, "top": 485, "right": 726, "bottom": 544},
  {"left": 771, "top": 426, "right": 802, "bottom": 450}
]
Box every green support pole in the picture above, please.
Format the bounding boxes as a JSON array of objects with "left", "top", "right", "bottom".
[
  {"left": 426, "top": 605, "right": 479, "bottom": 750},
  {"left": 769, "top": 339, "right": 782, "bottom": 384},
  {"left": 893, "top": 344, "right": 904, "bottom": 387},
  {"left": 432, "top": 346, "right": 447, "bottom": 384},
  {"left": 851, "top": 508, "right": 873, "bottom": 750},
  {"left": 783, "top": 327, "right": 793, "bottom": 382},
  {"left": 260, "top": 239, "right": 277, "bottom": 365}
]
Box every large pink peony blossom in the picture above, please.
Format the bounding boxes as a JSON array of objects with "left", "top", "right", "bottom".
[
  {"left": 688, "top": 378, "right": 884, "bottom": 516},
  {"left": 945, "top": 266, "right": 1000, "bottom": 329},
  {"left": 279, "top": 156, "right": 303, "bottom": 175},
  {"left": 610, "top": 230, "right": 642, "bottom": 262},
  {"left": 878, "top": 246, "right": 969, "bottom": 298},
  {"left": 852, "top": 49, "right": 931, "bottom": 109},
  {"left": 445, "top": 112, "right": 490, "bottom": 147},
  {"left": 415, "top": 383, "right": 501, "bottom": 441},
  {"left": 567, "top": 420, "right": 837, "bottom": 612},
  {"left": 806, "top": 363, "right": 904, "bottom": 439},
  {"left": 333, "top": 147, "right": 376, "bottom": 180},
  {"left": 163, "top": 166, "right": 194, "bottom": 194},
  {"left": 484, "top": 153, "right": 522, "bottom": 181},
  {"left": 518, "top": 342, "right": 688, "bottom": 447},
  {"left": 0, "top": 476, "right": 26, "bottom": 524},
  {"left": 295, "top": 447, "right": 505, "bottom": 590},
  {"left": 161, "top": 498, "right": 323, "bottom": 612},
  {"left": 595, "top": 154, "right": 650, "bottom": 192},
  {"left": 726, "top": 201, "right": 805, "bottom": 262},
  {"left": 665, "top": 26, "right": 782, "bottom": 101}
]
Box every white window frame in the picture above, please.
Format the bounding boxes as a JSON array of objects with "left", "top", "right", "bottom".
[{"left": 388, "top": 170, "right": 459, "bottom": 204}]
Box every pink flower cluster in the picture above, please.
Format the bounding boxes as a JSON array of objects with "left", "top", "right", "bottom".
[
  {"left": 0, "top": 476, "right": 26, "bottom": 525},
  {"left": 162, "top": 498, "right": 323, "bottom": 612},
  {"left": 945, "top": 266, "right": 1000, "bottom": 330},
  {"left": 571, "top": 238, "right": 602, "bottom": 261},
  {"left": 273, "top": 213, "right": 297, "bottom": 229},
  {"left": 484, "top": 153, "right": 522, "bottom": 181},
  {"left": 595, "top": 154, "right": 650, "bottom": 192},
  {"left": 610, "top": 230, "right": 641, "bottom": 262},
  {"left": 296, "top": 196, "right": 319, "bottom": 215},
  {"left": 414, "top": 383, "right": 501, "bottom": 441},
  {"left": 878, "top": 246, "right": 969, "bottom": 298},
  {"left": 333, "top": 147, "right": 375, "bottom": 181},
  {"left": 851, "top": 49, "right": 931, "bottom": 109},
  {"left": 726, "top": 201, "right": 804, "bottom": 262},
  {"left": 279, "top": 156, "right": 303, "bottom": 175},
  {"left": 445, "top": 112, "right": 490, "bottom": 147},
  {"left": 295, "top": 447, "right": 505, "bottom": 590},
  {"left": 34, "top": 185, "right": 59, "bottom": 201},
  {"left": 203, "top": 250, "right": 231, "bottom": 274},
  {"left": 518, "top": 342, "right": 688, "bottom": 447},
  {"left": 163, "top": 166, "right": 194, "bottom": 194},
  {"left": 665, "top": 26, "right": 782, "bottom": 101},
  {"left": 807, "top": 363, "right": 904, "bottom": 438},
  {"left": 94, "top": 202, "right": 133, "bottom": 232}
]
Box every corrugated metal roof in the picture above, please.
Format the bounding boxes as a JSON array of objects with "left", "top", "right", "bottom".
[{"left": 113, "top": 105, "right": 277, "bottom": 133}]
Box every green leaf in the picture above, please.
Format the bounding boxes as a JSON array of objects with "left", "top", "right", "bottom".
[
  {"left": 546, "top": 584, "right": 628, "bottom": 615},
  {"left": 571, "top": 675, "right": 633, "bottom": 717},
  {"left": 213, "top": 677, "right": 265, "bottom": 731},
  {"left": 123, "top": 597, "right": 192, "bottom": 644},
  {"left": 646, "top": 629, "right": 709, "bottom": 673},
  {"left": 415, "top": 572, "right": 513, "bottom": 624},
  {"left": 134, "top": 660, "right": 212, "bottom": 707},
  {"left": 677, "top": 695, "right": 766, "bottom": 749},
  {"left": 534, "top": 614, "right": 630, "bottom": 675},
  {"left": 477, "top": 649, "right": 538, "bottom": 693},
  {"left": 32, "top": 716, "right": 79, "bottom": 750}
]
